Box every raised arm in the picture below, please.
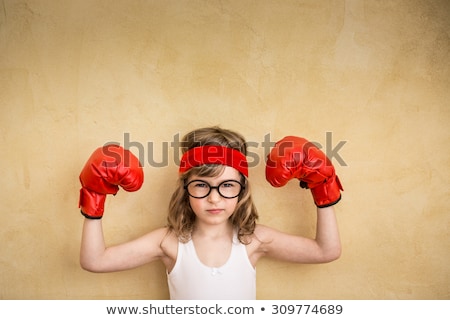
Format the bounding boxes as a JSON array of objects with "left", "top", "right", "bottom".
[
  {"left": 78, "top": 145, "right": 178, "bottom": 273},
  {"left": 256, "top": 135, "right": 343, "bottom": 264},
  {"left": 78, "top": 144, "right": 153, "bottom": 272}
]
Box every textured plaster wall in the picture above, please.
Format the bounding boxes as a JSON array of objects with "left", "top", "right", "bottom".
[{"left": 0, "top": 0, "right": 449, "bottom": 299}]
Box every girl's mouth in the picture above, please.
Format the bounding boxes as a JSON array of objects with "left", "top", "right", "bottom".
[{"left": 207, "top": 209, "right": 223, "bottom": 214}]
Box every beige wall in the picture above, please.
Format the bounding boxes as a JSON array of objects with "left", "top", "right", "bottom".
[{"left": 1, "top": 0, "right": 449, "bottom": 299}]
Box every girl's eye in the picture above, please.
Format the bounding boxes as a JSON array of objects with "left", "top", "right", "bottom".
[
  {"left": 221, "top": 181, "right": 239, "bottom": 188},
  {"left": 194, "top": 183, "right": 208, "bottom": 188}
]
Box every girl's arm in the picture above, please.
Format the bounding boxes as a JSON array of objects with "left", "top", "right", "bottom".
[
  {"left": 78, "top": 146, "right": 170, "bottom": 272},
  {"left": 255, "top": 135, "right": 343, "bottom": 264},
  {"left": 314, "top": 206, "right": 341, "bottom": 261},
  {"left": 255, "top": 206, "right": 341, "bottom": 264},
  {"left": 80, "top": 219, "right": 170, "bottom": 272}
]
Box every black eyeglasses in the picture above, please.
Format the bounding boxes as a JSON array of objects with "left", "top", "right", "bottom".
[{"left": 184, "top": 179, "right": 245, "bottom": 199}]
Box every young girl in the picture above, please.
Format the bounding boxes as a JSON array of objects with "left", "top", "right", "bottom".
[{"left": 78, "top": 127, "right": 342, "bottom": 299}]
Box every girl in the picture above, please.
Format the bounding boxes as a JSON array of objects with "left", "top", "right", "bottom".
[{"left": 79, "top": 127, "right": 342, "bottom": 299}]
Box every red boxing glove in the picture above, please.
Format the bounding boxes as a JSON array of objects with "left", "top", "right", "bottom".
[
  {"left": 265, "top": 136, "right": 343, "bottom": 208},
  {"left": 78, "top": 144, "right": 144, "bottom": 219}
]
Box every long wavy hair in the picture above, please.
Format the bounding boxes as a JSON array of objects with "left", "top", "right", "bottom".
[{"left": 167, "top": 126, "right": 259, "bottom": 244}]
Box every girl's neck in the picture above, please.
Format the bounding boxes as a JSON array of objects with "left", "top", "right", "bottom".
[{"left": 192, "top": 220, "right": 233, "bottom": 239}]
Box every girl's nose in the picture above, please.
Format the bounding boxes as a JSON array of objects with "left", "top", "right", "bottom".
[{"left": 207, "top": 187, "right": 221, "bottom": 203}]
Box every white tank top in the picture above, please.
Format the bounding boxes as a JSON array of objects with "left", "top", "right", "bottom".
[{"left": 167, "top": 231, "right": 256, "bottom": 300}]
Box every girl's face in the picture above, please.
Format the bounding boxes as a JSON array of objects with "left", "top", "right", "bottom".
[{"left": 186, "top": 166, "right": 241, "bottom": 227}]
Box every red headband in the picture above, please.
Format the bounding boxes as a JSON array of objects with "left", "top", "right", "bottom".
[{"left": 179, "top": 145, "right": 248, "bottom": 177}]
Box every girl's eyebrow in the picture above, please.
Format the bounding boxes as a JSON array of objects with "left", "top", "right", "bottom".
[{"left": 189, "top": 177, "right": 239, "bottom": 184}]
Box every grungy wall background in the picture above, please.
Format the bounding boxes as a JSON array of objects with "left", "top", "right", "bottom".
[{"left": 1, "top": 0, "right": 449, "bottom": 299}]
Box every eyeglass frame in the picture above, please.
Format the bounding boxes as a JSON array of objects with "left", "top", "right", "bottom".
[{"left": 184, "top": 179, "right": 245, "bottom": 199}]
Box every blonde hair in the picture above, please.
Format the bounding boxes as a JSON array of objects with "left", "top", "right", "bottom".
[{"left": 167, "top": 127, "right": 259, "bottom": 244}]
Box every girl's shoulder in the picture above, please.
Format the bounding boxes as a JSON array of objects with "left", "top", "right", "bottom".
[
  {"left": 253, "top": 223, "right": 276, "bottom": 241},
  {"left": 244, "top": 224, "right": 278, "bottom": 265},
  {"left": 158, "top": 227, "right": 179, "bottom": 250},
  {"left": 157, "top": 227, "right": 179, "bottom": 271},
  {"left": 246, "top": 224, "right": 277, "bottom": 250},
  {"left": 248, "top": 224, "right": 286, "bottom": 252}
]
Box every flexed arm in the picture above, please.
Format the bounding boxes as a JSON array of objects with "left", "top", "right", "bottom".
[
  {"left": 259, "top": 136, "right": 342, "bottom": 263},
  {"left": 78, "top": 145, "right": 149, "bottom": 272}
]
